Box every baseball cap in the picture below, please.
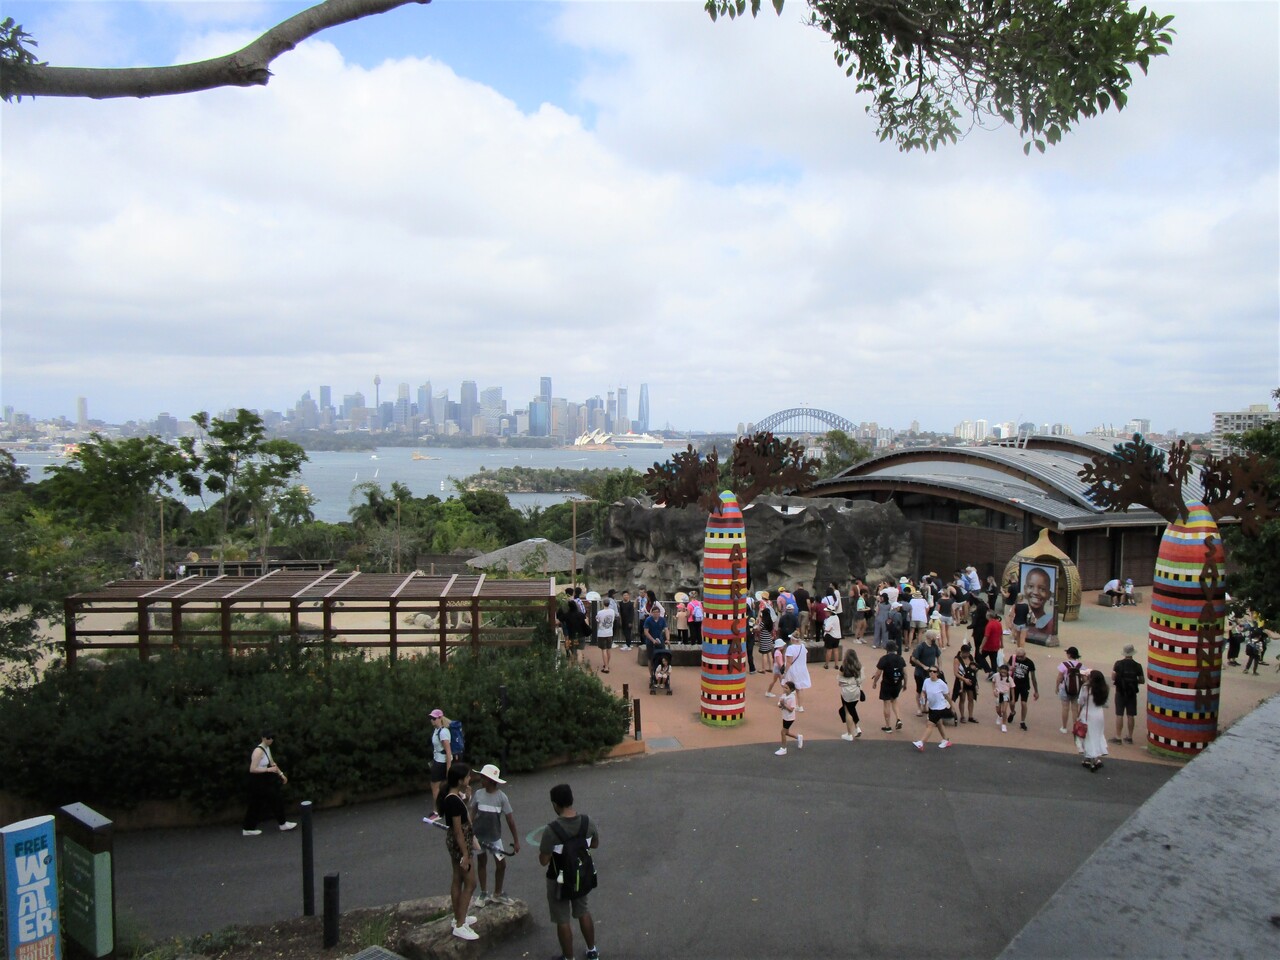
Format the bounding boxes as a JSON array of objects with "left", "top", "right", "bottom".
[{"left": 429, "top": 709, "right": 444, "bottom": 719}]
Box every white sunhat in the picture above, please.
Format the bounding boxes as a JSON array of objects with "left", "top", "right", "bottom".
[{"left": 477, "top": 763, "right": 506, "bottom": 784}]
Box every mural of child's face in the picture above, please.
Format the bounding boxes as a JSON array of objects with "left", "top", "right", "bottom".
[{"left": 1025, "top": 569, "right": 1051, "bottom": 613}]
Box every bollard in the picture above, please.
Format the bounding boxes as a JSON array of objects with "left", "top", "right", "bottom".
[
  {"left": 633, "top": 697, "right": 642, "bottom": 740},
  {"left": 322, "top": 873, "right": 340, "bottom": 948},
  {"left": 301, "top": 800, "right": 315, "bottom": 916}
]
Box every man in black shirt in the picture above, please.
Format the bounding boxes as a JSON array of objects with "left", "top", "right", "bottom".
[{"left": 1111, "top": 644, "right": 1146, "bottom": 744}]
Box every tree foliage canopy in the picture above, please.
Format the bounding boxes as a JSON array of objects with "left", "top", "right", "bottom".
[
  {"left": 708, "top": 0, "right": 1174, "bottom": 152},
  {"left": 1, "top": 0, "right": 1173, "bottom": 152}
]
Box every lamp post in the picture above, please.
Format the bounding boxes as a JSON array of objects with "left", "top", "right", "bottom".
[{"left": 569, "top": 497, "right": 598, "bottom": 588}]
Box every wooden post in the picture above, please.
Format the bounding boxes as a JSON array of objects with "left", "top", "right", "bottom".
[
  {"left": 138, "top": 599, "right": 150, "bottom": 662},
  {"left": 389, "top": 598, "right": 399, "bottom": 664},
  {"left": 172, "top": 601, "right": 183, "bottom": 657},
  {"left": 221, "top": 599, "right": 232, "bottom": 657}
]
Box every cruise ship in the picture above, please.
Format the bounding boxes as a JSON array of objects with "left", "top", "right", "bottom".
[{"left": 572, "top": 429, "right": 665, "bottom": 450}]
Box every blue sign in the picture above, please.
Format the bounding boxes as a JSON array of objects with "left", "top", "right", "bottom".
[{"left": 2, "top": 815, "right": 62, "bottom": 960}]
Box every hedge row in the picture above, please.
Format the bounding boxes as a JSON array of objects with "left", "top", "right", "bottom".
[{"left": 0, "top": 645, "right": 629, "bottom": 815}]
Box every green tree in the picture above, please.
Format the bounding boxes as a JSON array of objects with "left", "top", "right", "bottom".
[
  {"left": 2, "top": 0, "right": 1173, "bottom": 154},
  {"left": 42, "top": 434, "right": 199, "bottom": 577},
  {"left": 0, "top": 491, "right": 111, "bottom": 685},
  {"left": 181, "top": 410, "right": 307, "bottom": 574},
  {"left": 816, "top": 429, "right": 871, "bottom": 479},
  {"left": 710, "top": 0, "right": 1175, "bottom": 153}
]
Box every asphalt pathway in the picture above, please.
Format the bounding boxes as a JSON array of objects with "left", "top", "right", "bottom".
[{"left": 115, "top": 741, "right": 1173, "bottom": 959}]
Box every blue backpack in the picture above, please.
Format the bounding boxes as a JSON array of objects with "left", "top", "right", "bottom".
[{"left": 448, "top": 719, "right": 465, "bottom": 758}]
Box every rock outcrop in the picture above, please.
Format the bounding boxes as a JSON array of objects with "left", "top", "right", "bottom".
[{"left": 585, "top": 494, "right": 913, "bottom": 594}]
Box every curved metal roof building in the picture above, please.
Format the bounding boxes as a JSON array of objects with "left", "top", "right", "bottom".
[{"left": 804, "top": 435, "right": 1188, "bottom": 589}]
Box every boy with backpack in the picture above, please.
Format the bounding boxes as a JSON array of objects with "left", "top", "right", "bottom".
[
  {"left": 1056, "top": 646, "right": 1084, "bottom": 735},
  {"left": 539, "top": 783, "right": 600, "bottom": 960}
]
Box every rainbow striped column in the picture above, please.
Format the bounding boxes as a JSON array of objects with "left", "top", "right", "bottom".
[
  {"left": 700, "top": 491, "right": 749, "bottom": 726},
  {"left": 1146, "top": 501, "right": 1226, "bottom": 760}
]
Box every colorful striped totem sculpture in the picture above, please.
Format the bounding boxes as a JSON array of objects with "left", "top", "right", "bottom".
[
  {"left": 700, "top": 491, "right": 749, "bottom": 726},
  {"left": 1146, "top": 502, "right": 1226, "bottom": 759}
]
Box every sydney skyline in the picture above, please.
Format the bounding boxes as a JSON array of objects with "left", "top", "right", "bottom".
[{"left": 1, "top": 1, "right": 1277, "bottom": 434}]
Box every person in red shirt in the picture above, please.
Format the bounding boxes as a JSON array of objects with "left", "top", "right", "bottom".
[{"left": 980, "top": 613, "right": 1004, "bottom": 681}]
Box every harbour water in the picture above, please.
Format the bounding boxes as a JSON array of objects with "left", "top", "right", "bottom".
[{"left": 12, "top": 445, "right": 668, "bottom": 523}]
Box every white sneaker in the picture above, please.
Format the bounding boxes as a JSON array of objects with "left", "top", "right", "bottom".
[
  {"left": 1000, "top": 724, "right": 1007, "bottom": 732},
  {"left": 279, "top": 821, "right": 297, "bottom": 832},
  {"left": 774, "top": 747, "right": 787, "bottom": 755},
  {"left": 913, "top": 740, "right": 925, "bottom": 751},
  {"left": 841, "top": 733, "right": 855, "bottom": 741},
  {"left": 1059, "top": 727, "right": 1069, "bottom": 734},
  {"left": 797, "top": 706, "right": 805, "bottom": 712},
  {"left": 856, "top": 728, "right": 863, "bottom": 738},
  {"left": 451, "top": 923, "right": 479, "bottom": 941},
  {"left": 797, "top": 735, "right": 804, "bottom": 750},
  {"left": 242, "top": 829, "right": 262, "bottom": 837},
  {"left": 765, "top": 692, "right": 777, "bottom": 698},
  {"left": 451, "top": 916, "right": 477, "bottom": 928},
  {"left": 475, "top": 890, "right": 491, "bottom": 905},
  {"left": 939, "top": 740, "right": 952, "bottom": 749}
]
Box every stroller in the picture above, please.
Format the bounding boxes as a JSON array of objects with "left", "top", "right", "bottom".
[{"left": 648, "top": 641, "right": 673, "bottom": 695}]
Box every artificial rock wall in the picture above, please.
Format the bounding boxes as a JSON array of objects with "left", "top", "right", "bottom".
[{"left": 585, "top": 494, "right": 913, "bottom": 594}]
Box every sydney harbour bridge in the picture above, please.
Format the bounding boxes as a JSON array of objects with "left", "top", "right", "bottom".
[{"left": 745, "top": 406, "right": 855, "bottom": 437}]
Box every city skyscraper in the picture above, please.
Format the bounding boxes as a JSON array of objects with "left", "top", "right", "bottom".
[
  {"left": 373, "top": 374, "right": 381, "bottom": 416},
  {"left": 319, "top": 385, "right": 331, "bottom": 412},
  {"left": 76, "top": 397, "right": 88, "bottom": 430},
  {"left": 539, "top": 377, "right": 552, "bottom": 402},
  {"left": 479, "top": 386, "right": 505, "bottom": 435},
  {"left": 637, "top": 383, "right": 650, "bottom": 432},
  {"left": 617, "top": 387, "right": 628, "bottom": 431},
  {"left": 431, "top": 389, "right": 448, "bottom": 428},
  {"left": 460, "top": 381, "right": 479, "bottom": 434},
  {"left": 417, "top": 381, "right": 433, "bottom": 423}
]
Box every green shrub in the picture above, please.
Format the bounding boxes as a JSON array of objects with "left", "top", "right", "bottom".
[{"left": 0, "top": 646, "right": 628, "bottom": 815}]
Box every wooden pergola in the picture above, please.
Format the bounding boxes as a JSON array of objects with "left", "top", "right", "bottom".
[{"left": 63, "top": 571, "right": 558, "bottom": 667}]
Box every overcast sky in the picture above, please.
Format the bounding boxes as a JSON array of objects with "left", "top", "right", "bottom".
[{"left": 2, "top": 0, "right": 1276, "bottom": 434}]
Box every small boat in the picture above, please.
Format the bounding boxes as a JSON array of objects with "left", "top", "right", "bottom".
[
  {"left": 370, "top": 454, "right": 379, "bottom": 460},
  {"left": 374, "top": 469, "right": 379, "bottom": 479}
]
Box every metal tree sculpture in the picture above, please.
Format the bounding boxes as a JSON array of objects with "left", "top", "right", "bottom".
[{"left": 1080, "top": 435, "right": 1280, "bottom": 758}]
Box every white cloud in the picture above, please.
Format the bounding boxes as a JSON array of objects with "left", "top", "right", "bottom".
[{"left": 1, "top": 1, "right": 1276, "bottom": 434}]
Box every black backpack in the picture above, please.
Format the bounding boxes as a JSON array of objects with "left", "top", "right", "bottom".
[
  {"left": 549, "top": 816, "right": 597, "bottom": 901},
  {"left": 890, "top": 658, "right": 905, "bottom": 686}
]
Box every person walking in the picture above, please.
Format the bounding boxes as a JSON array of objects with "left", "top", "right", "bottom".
[
  {"left": 853, "top": 588, "right": 869, "bottom": 643},
  {"left": 935, "top": 588, "right": 955, "bottom": 648},
  {"left": 242, "top": 731, "right": 296, "bottom": 836},
  {"left": 618, "top": 590, "right": 635, "bottom": 650},
  {"left": 952, "top": 644, "right": 979, "bottom": 725},
  {"left": 783, "top": 630, "right": 813, "bottom": 712},
  {"left": 439, "top": 762, "right": 480, "bottom": 940},
  {"left": 1076, "top": 670, "right": 1110, "bottom": 771},
  {"left": 1009, "top": 592, "right": 1030, "bottom": 651},
  {"left": 594, "top": 600, "right": 616, "bottom": 673},
  {"left": 775, "top": 680, "right": 803, "bottom": 755},
  {"left": 470, "top": 763, "right": 520, "bottom": 907},
  {"left": 1111, "top": 644, "right": 1146, "bottom": 744},
  {"left": 992, "top": 663, "right": 1014, "bottom": 731},
  {"left": 1010, "top": 647, "right": 1039, "bottom": 730},
  {"left": 837, "top": 648, "right": 864, "bottom": 740},
  {"left": 979, "top": 610, "right": 1004, "bottom": 681},
  {"left": 872, "top": 643, "right": 907, "bottom": 732},
  {"left": 820, "top": 599, "right": 842, "bottom": 670},
  {"left": 912, "top": 665, "right": 956, "bottom": 750},
  {"left": 872, "top": 590, "right": 891, "bottom": 648},
  {"left": 910, "top": 629, "right": 943, "bottom": 716},
  {"left": 539, "top": 783, "right": 600, "bottom": 960},
  {"left": 1057, "top": 647, "right": 1085, "bottom": 735},
  {"left": 688, "top": 590, "right": 705, "bottom": 645}
]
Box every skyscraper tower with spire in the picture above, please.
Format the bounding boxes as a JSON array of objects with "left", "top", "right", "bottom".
[
  {"left": 638, "top": 383, "right": 650, "bottom": 433},
  {"left": 373, "top": 374, "right": 382, "bottom": 429}
]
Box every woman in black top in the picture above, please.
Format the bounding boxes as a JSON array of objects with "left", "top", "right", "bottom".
[{"left": 439, "top": 762, "right": 480, "bottom": 940}]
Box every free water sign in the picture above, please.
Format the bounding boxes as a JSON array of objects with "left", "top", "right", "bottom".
[{"left": 2, "top": 815, "right": 62, "bottom": 960}]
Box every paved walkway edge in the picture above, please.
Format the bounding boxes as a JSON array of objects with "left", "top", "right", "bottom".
[{"left": 998, "top": 692, "right": 1280, "bottom": 960}]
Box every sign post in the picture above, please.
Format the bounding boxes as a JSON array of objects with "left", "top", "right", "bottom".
[
  {"left": 55, "top": 805, "right": 114, "bottom": 960},
  {"left": 2, "top": 814, "right": 63, "bottom": 960}
]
